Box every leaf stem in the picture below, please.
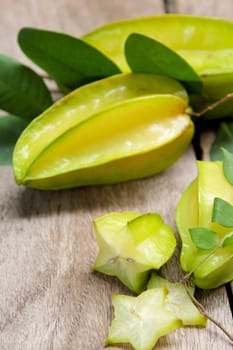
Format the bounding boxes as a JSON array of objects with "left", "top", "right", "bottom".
[
  {"left": 38, "top": 73, "right": 61, "bottom": 95},
  {"left": 40, "top": 73, "right": 54, "bottom": 80},
  {"left": 50, "top": 88, "right": 61, "bottom": 93},
  {"left": 190, "top": 92, "right": 233, "bottom": 117}
]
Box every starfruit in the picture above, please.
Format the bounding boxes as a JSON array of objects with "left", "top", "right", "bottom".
[
  {"left": 106, "top": 289, "right": 181, "bottom": 350},
  {"left": 106, "top": 273, "right": 206, "bottom": 350},
  {"left": 147, "top": 272, "right": 206, "bottom": 326},
  {"left": 92, "top": 211, "right": 176, "bottom": 293},
  {"left": 13, "top": 73, "right": 193, "bottom": 190},
  {"left": 83, "top": 14, "right": 233, "bottom": 117},
  {"left": 176, "top": 160, "right": 233, "bottom": 289}
]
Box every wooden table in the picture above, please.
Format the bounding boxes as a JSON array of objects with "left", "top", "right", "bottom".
[{"left": 0, "top": 1, "right": 232, "bottom": 349}]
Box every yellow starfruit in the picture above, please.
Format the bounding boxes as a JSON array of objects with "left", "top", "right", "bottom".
[
  {"left": 83, "top": 15, "right": 233, "bottom": 117},
  {"left": 13, "top": 73, "right": 193, "bottom": 190}
]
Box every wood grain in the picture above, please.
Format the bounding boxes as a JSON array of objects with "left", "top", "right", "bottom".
[
  {"left": 0, "top": 0, "right": 164, "bottom": 63},
  {"left": 0, "top": 149, "right": 200, "bottom": 350},
  {"left": 175, "top": 0, "right": 233, "bottom": 20},
  {"left": 0, "top": 1, "right": 232, "bottom": 350}
]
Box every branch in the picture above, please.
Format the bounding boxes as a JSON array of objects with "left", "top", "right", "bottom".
[
  {"left": 183, "top": 248, "right": 218, "bottom": 280},
  {"left": 190, "top": 92, "right": 233, "bottom": 118},
  {"left": 40, "top": 73, "right": 54, "bottom": 80},
  {"left": 182, "top": 279, "right": 233, "bottom": 343}
]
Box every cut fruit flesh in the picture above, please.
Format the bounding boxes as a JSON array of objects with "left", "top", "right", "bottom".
[
  {"left": 106, "top": 289, "right": 181, "bottom": 350},
  {"left": 107, "top": 276, "right": 206, "bottom": 350},
  {"left": 147, "top": 272, "right": 206, "bottom": 326},
  {"left": 93, "top": 212, "right": 176, "bottom": 293}
]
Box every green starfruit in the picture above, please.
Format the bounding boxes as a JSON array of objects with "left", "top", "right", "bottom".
[
  {"left": 106, "top": 273, "right": 206, "bottom": 350},
  {"left": 176, "top": 160, "right": 233, "bottom": 289},
  {"left": 92, "top": 212, "right": 176, "bottom": 293},
  {"left": 83, "top": 14, "right": 233, "bottom": 117},
  {"left": 13, "top": 73, "right": 193, "bottom": 190},
  {"left": 106, "top": 288, "right": 181, "bottom": 350},
  {"left": 147, "top": 272, "right": 206, "bottom": 326}
]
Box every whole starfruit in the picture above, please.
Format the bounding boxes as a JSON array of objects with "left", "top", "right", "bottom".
[
  {"left": 176, "top": 160, "right": 233, "bottom": 289},
  {"left": 83, "top": 14, "right": 233, "bottom": 118},
  {"left": 13, "top": 73, "right": 193, "bottom": 190}
]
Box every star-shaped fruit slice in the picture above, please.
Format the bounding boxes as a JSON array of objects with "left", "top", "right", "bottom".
[
  {"left": 106, "top": 275, "right": 206, "bottom": 350},
  {"left": 147, "top": 272, "right": 207, "bottom": 326},
  {"left": 92, "top": 212, "right": 176, "bottom": 293},
  {"left": 106, "top": 288, "right": 181, "bottom": 350}
]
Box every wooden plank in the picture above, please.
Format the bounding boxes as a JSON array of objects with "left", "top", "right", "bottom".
[
  {"left": 0, "top": 1, "right": 232, "bottom": 350},
  {"left": 175, "top": 0, "right": 233, "bottom": 20},
  {"left": 0, "top": 0, "right": 164, "bottom": 62},
  {"left": 0, "top": 149, "right": 199, "bottom": 350}
]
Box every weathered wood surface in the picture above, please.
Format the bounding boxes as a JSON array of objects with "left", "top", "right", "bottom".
[
  {"left": 0, "top": 1, "right": 232, "bottom": 349},
  {"left": 175, "top": 0, "right": 233, "bottom": 19}
]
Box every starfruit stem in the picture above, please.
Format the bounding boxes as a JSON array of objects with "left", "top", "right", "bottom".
[
  {"left": 189, "top": 92, "right": 233, "bottom": 118},
  {"left": 182, "top": 277, "right": 233, "bottom": 343},
  {"left": 50, "top": 88, "right": 61, "bottom": 93}
]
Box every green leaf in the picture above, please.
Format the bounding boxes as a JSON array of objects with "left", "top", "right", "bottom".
[
  {"left": 0, "top": 114, "right": 28, "bottom": 165},
  {"left": 210, "top": 122, "right": 233, "bottom": 161},
  {"left": 18, "top": 28, "right": 121, "bottom": 91},
  {"left": 222, "top": 148, "right": 233, "bottom": 185},
  {"left": 0, "top": 54, "right": 52, "bottom": 120},
  {"left": 189, "top": 227, "right": 218, "bottom": 250},
  {"left": 125, "top": 33, "right": 203, "bottom": 93},
  {"left": 222, "top": 234, "right": 233, "bottom": 247},
  {"left": 212, "top": 197, "right": 233, "bottom": 227}
]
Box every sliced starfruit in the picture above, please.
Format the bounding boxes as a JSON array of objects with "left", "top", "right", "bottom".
[
  {"left": 106, "top": 288, "right": 181, "bottom": 350},
  {"left": 92, "top": 212, "right": 176, "bottom": 293},
  {"left": 83, "top": 15, "right": 233, "bottom": 117},
  {"left": 176, "top": 160, "right": 233, "bottom": 289},
  {"left": 147, "top": 272, "right": 206, "bottom": 326},
  {"left": 106, "top": 274, "right": 206, "bottom": 350},
  {"left": 13, "top": 73, "right": 193, "bottom": 190}
]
